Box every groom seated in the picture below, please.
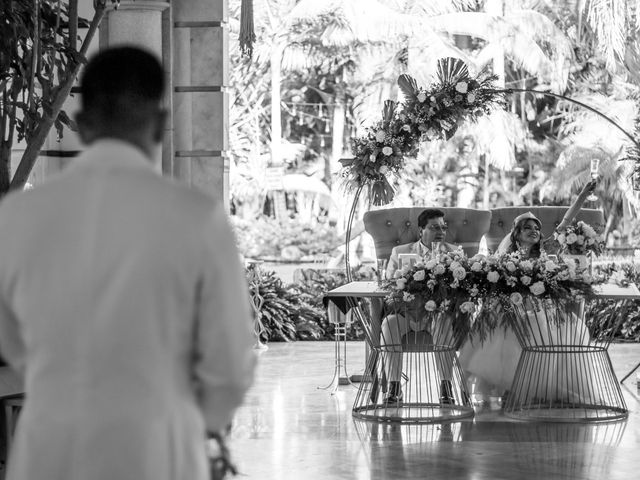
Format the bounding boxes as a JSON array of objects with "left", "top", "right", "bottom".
[{"left": 381, "top": 208, "right": 460, "bottom": 405}]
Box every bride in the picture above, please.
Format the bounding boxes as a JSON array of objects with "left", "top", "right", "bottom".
[{"left": 458, "top": 180, "right": 597, "bottom": 401}]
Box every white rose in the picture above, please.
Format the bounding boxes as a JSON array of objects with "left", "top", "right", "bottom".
[
  {"left": 487, "top": 271, "right": 500, "bottom": 283},
  {"left": 396, "top": 278, "right": 407, "bottom": 290},
  {"left": 417, "top": 92, "right": 427, "bottom": 102},
  {"left": 434, "top": 264, "right": 446, "bottom": 275},
  {"left": 424, "top": 259, "right": 437, "bottom": 270},
  {"left": 583, "top": 224, "right": 596, "bottom": 237},
  {"left": 529, "top": 281, "right": 545, "bottom": 296},
  {"left": 382, "top": 146, "right": 393, "bottom": 156},
  {"left": 467, "top": 93, "right": 476, "bottom": 103},
  {"left": 520, "top": 260, "right": 533, "bottom": 270},
  {"left": 453, "top": 267, "right": 467, "bottom": 280},
  {"left": 375, "top": 130, "right": 386, "bottom": 142},
  {"left": 505, "top": 261, "right": 517, "bottom": 272},
  {"left": 460, "top": 301, "right": 475, "bottom": 314},
  {"left": 379, "top": 165, "right": 388, "bottom": 175},
  {"left": 470, "top": 262, "right": 482, "bottom": 272},
  {"left": 510, "top": 292, "right": 523, "bottom": 305},
  {"left": 556, "top": 233, "right": 566, "bottom": 244},
  {"left": 544, "top": 260, "right": 557, "bottom": 271},
  {"left": 470, "top": 287, "right": 479, "bottom": 297},
  {"left": 413, "top": 270, "right": 426, "bottom": 281},
  {"left": 520, "top": 275, "right": 532, "bottom": 286},
  {"left": 455, "top": 81, "right": 468, "bottom": 93},
  {"left": 449, "top": 261, "right": 461, "bottom": 270},
  {"left": 557, "top": 270, "right": 570, "bottom": 281},
  {"left": 566, "top": 233, "right": 578, "bottom": 244},
  {"left": 424, "top": 300, "right": 437, "bottom": 312}
]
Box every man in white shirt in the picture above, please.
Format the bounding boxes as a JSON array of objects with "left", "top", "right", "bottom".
[
  {"left": 386, "top": 208, "right": 459, "bottom": 278},
  {"left": 0, "top": 47, "right": 256, "bottom": 480},
  {"left": 381, "top": 209, "right": 459, "bottom": 405}
]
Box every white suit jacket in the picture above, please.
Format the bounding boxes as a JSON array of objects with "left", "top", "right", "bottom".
[
  {"left": 386, "top": 240, "right": 458, "bottom": 277},
  {"left": 0, "top": 140, "right": 256, "bottom": 480}
]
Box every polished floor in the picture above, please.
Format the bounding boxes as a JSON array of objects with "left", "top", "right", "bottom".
[{"left": 230, "top": 341, "right": 640, "bottom": 480}]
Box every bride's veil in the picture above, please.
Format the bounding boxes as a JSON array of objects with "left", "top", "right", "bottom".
[{"left": 496, "top": 232, "right": 513, "bottom": 255}]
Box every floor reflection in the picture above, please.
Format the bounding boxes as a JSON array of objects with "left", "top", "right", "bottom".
[{"left": 230, "top": 342, "right": 640, "bottom": 480}]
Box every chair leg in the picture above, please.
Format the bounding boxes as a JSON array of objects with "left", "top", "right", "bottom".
[{"left": 620, "top": 360, "right": 640, "bottom": 384}]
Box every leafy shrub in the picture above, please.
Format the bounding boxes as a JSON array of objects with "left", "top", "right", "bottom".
[
  {"left": 592, "top": 261, "right": 640, "bottom": 341},
  {"left": 233, "top": 216, "right": 341, "bottom": 260},
  {"left": 245, "top": 264, "right": 374, "bottom": 342}
]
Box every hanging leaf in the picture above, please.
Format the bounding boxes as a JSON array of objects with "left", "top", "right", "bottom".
[
  {"left": 397, "top": 74, "right": 418, "bottom": 102},
  {"left": 436, "top": 57, "right": 469, "bottom": 86},
  {"left": 381, "top": 100, "right": 396, "bottom": 127},
  {"left": 369, "top": 177, "right": 395, "bottom": 206}
]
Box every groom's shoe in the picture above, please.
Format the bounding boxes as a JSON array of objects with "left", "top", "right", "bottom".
[
  {"left": 384, "top": 381, "right": 403, "bottom": 405},
  {"left": 440, "top": 380, "right": 456, "bottom": 405}
]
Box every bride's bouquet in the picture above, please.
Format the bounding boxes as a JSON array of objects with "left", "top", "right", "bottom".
[{"left": 554, "top": 220, "right": 604, "bottom": 256}]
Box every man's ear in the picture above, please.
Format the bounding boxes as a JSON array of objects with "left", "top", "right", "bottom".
[
  {"left": 152, "top": 109, "right": 168, "bottom": 143},
  {"left": 75, "top": 111, "right": 94, "bottom": 145}
]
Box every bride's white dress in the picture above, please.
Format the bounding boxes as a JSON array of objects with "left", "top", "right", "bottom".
[
  {"left": 459, "top": 302, "right": 592, "bottom": 400},
  {"left": 458, "top": 319, "right": 521, "bottom": 396}
]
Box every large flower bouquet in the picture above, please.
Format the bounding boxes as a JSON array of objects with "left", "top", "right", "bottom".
[
  {"left": 385, "top": 250, "right": 599, "bottom": 341},
  {"left": 554, "top": 220, "right": 604, "bottom": 256},
  {"left": 340, "top": 58, "right": 505, "bottom": 205}
]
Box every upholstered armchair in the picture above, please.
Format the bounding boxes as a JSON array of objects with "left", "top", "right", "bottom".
[
  {"left": 363, "top": 207, "right": 492, "bottom": 260},
  {"left": 486, "top": 207, "right": 605, "bottom": 253}
]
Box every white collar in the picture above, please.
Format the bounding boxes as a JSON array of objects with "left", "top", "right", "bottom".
[{"left": 72, "top": 139, "right": 157, "bottom": 173}]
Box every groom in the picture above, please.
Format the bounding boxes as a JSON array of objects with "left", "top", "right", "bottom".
[{"left": 381, "top": 208, "right": 460, "bottom": 405}]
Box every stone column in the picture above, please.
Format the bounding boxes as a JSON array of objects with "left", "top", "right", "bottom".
[
  {"left": 173, "top": 0, "right": 229, "bottom": 208},
  {"left": 37, "top": 1, "right": 172, "bottom": 183},
  {"left": 100, "top": 1, "right": 172, "bottom": 173}
]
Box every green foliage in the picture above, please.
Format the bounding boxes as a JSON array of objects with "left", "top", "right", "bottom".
[
  {"left": 591, "top": 261, "right": 640, "bottom": 341},
  {"left": 0, "top": 1, "right": 80, "bottom": 146},
  {"left": 233, "top": 216, "right": 341, "bottom": 260},
  {"left": 246, "top": 264, "right": 371, "bottom": 342}
]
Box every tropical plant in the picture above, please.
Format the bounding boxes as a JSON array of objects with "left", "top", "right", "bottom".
[{"left": 0, "top": 0, "right": 116, "bottom": 196}]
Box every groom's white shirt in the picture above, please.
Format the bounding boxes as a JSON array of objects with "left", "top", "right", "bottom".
[{"left": 0, "top": 139, "right": 256, "bottom": 480}]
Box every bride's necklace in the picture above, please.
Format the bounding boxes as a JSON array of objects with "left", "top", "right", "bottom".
[{"left": 517, "top": 243, "right": 531, "bottom": 257}]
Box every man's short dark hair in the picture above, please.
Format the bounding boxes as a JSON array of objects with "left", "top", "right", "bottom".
[
  {"left": 80, "top": 46, "right": 164, "bottom": 124},
  {"left": 418, "top": 208, "right": 445, "bottom": 228}
]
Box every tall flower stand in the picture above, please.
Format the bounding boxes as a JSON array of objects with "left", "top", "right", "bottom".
[{"left": 503, "top": 285, "right": 640, "bottom": 422}]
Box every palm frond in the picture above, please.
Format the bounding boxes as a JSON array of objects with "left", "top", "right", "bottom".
[{"left": 436, "top": 57, "right": 470, "bottom": 85}]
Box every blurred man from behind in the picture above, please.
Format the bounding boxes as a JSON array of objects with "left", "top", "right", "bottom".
[{"left": 0, "top": 46, "right": 255, "bottom": 480}]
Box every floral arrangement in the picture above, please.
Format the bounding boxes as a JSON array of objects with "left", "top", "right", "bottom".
[
  {"left": 385, "top": 250, "right": 598, "bottom": 338},
  {"left": 340, "top": 58, "right": 505, "bottom": 205},
  {"left": 555, "top": 220, "right": 605, "bottom": 256}
]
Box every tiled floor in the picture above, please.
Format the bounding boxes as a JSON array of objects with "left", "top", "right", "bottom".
[{"left": 230, "top": 341, "right": 640, "bottom": 480}]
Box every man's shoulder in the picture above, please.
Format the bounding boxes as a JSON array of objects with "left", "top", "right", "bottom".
[
  {"left": 392, "top": 241, "right": 419, "bottom": 254},
  {"left": 444, "top": 241, "right": 460, "bottom": 251}
]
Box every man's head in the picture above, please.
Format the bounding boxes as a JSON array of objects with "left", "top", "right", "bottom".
[
  {"left": 76, "top": 46, "right": 166, "bottom": 158},
  {"left": 417, "top": 208, "right": 447, "bottom": 246}
]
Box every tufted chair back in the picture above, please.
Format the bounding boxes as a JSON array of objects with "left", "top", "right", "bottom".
[
  {"left": 363, "top": 207, "right": 492, "bottom": 260},
  {"left": 486, "top": 206, "right": 605, "bottom": 253}
]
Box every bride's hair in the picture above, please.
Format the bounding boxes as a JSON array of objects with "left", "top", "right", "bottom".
[{"left": 506, "top": 221, "right": 542, "bottom": 258}]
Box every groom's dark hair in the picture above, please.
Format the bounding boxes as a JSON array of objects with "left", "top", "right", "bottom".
[
  {"left": 80, "top": 46, "right": 164, "bottom": 127},
  {"left": 418, "top": 208, "right": 445, "bottom": 228}
]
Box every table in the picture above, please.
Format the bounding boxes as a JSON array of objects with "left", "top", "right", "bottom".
[
  {"left": 503, "top": 283, "right": 640, "bottom": 422},
  {"left": 324, "top": 281, "right": 474, "bottom": 423}
]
